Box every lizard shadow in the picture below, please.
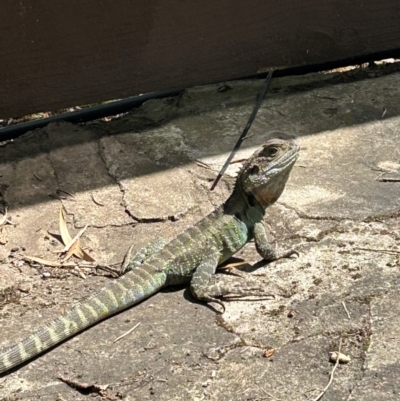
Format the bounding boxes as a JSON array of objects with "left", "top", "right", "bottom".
[
  {"left": 0, "top": 284, "right": 193, "bottom": 378},
  {"left": 0, "top": 259, "right": 272, "bottom": 378}
]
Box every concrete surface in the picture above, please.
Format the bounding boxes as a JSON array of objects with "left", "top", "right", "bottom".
[{"left": 0, "top": 65, "right": 399, "bottom": 401}]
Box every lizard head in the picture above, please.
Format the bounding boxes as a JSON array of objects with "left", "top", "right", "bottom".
[{"left": 238, "top": 134, "right": 299, "bottom": 208}]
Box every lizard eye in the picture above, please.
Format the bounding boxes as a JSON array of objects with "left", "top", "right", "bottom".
[{"left": 266, "top": 146, "right": 279, "bottom": 157}]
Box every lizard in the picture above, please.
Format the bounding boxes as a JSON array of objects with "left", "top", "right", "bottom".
[{"left": 0, "top": 134, "right": 299, "bottom": 375}]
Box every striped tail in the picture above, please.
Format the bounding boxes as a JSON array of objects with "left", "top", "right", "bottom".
[{"left": 0, "top": 268, "right": 167, "bottom": 374}]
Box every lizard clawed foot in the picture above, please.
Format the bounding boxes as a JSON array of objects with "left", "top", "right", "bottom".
[
  {"left": 269, "top": 249, "right": 299, "bottom": 261},
  {"left": 198, "top": 281, "right": 275, "bottom": 314},
  {"left": 208, "top": 289, "right": 275, "bottom": 313},
  {"left": 208, "top": 298, "right": 226, "bottom": 314},
  {"left": 221, "top": 282, "right": 276, "bottom": 300}
]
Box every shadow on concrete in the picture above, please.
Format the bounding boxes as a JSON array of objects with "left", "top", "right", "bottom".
[{"left": 0, "top": 62, "right": 399, "bottom": 212}]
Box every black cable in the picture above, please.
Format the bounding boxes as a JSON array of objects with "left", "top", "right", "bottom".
[
  {"left": 0, "top": 89, "right": 183, "bottom": 142},
  {"left": 210, "top": 70, "right": 273, "bottom": 190}
]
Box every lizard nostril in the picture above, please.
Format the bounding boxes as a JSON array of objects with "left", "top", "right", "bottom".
[{"left": 250, "top": 165, "right": 260, "bottom": 174}]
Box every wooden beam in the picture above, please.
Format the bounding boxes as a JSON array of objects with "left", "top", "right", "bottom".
[{"left": 1, "top": 0, "right": 400, "bottom": 117}]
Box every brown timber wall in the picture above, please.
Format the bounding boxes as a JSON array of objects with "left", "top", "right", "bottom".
[{"left": 1, "top": 0, "right": 400, "bottom": 117}]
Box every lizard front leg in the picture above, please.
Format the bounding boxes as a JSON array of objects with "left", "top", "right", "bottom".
[
  {"left": 120, "top": 237, "right": 169, "bottom": 275},
  {"left": 254, "top": 221, "right": 298, "bottom": 261},
  {"left": 190, "top": 250, "right": 274, "bottom": 313}
]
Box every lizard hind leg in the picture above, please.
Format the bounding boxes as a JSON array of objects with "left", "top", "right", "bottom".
[
  {"left": 190, "top": 250, "right": 225, "bottom": 311},
  {"left": 120, "top": 237, "right": 169, "bottom": 275}
]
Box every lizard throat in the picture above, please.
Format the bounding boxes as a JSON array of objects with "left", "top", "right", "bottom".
[{"left": 252, "top": 165, "right": 295, "bottom": 208}]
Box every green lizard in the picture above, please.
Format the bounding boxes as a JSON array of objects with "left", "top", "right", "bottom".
[{"left": 0, "top": 134, "right": 299, "bottom": 374}]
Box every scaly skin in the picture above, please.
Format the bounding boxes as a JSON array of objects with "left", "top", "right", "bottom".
[{"left": 0, "top": 134, "right": 299, "bottom": 374}]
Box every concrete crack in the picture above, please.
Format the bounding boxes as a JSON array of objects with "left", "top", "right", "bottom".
[
  {"left": 96, "top": 140, "right": 137, "bottom": 224},
  {"left": 344, "top": 299, "right": 373, "bottom": 400}
]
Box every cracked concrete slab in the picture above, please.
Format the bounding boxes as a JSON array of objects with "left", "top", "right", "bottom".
[
  {"left": 44, "top": 124, "right": 132, "bottom": 228},
  {"left": 100, "top": 132, "right": 202, "bottom": 221},
  {"left": 348, "top": 293, "right": 400, "bottom": 400},
  {"left": 0, "top": 64, "right": 400, "bottom": 400}
]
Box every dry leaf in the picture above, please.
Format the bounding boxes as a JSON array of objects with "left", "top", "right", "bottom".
[
  {"left": 0, "top": 227, "right": 8, "bottom": 245},
  {"left": 223, "top": 261, "right": 249, "bottom": 269},
  {"left": 263, "top": 348, "right": 275, "bottom": 358},
  {"left": 79, "top": 248, "right": 95, "bottom": 262},
  {"left": 59, "top": 207, "right": 73, "bottom": 245},
  {"left": 0, "top": 208, "right": 13, "bottom": 226},
  {"left": 23, "top": 255, "right": 65, "bottom": 267},
  {"left": 23, "top": 255, "right": 95, "bottom": 269},
  {"left": 59, "top": 208, "right": 95, "bottom": 262},
  {"left": 59, "top": 224, "right": 88, "bottom": 253},
  {"left": 64, "top": 239, "right": 82, "bottom": 261},
  {"left": 329, "top": 351, "right": 351, "bottom": 364}
]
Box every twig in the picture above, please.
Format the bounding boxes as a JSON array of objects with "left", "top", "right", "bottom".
[
  {"left": 310, "top": 338, "right": 342, "bottom": 401},
  {"left": 194, "top": 159, "right": 212, "bottom": 170},
  {"left": 22, "top": 255, "right": 74, "bottom": 267},
  {"left": 22, "top": 256, "right": 114, "bottom": 272},
  {"left": 56, "top": 189, "right": 76, "bottom": 199},
  {"left": 90, "top": 193, "right": 104, "bottom": 206},
  {"left": 374, "top": 171, "right": 385, "bottom": 181},
  {"left": 376, "top": 176, "right": 400, "bottom": 182},
  {"left": 229, "top": 158, "right": 247, "bottom": 164},
  {"left": 374, "top": 170, "right": 400, "bottom": 182},
  {"left": 113, "top": 322, "right": 141, "bottom": 343},
  {"left": 342, "top": 302, "right": 351, "bottom": 319},
  {"left": 256, "top": 383, "right": 282, "bottom": 400},
  {"left": 58, "top": 376, "right": 109, "bottom": 395},
  {"left": 33, "top": 172, "right": 42, "bottom": 181},
  {"left": 353, "top": 247, "right": 400, "bottom": 255},
  {"left": 0, "top": 208, "right": 15, "bottom": 226}
]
